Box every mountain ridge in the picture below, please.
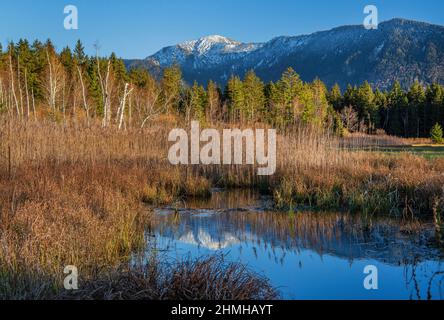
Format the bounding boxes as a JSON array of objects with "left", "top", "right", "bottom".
[{"left": 126, "top": 18, "right": 444, "bottom": 89}]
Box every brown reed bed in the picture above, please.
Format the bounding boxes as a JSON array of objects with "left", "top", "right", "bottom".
[
  {"left": 0, "top": 118, "right": 213, "bottom": 299},
  {"left": 0, "top": 117, "right": 443, "bottom": 299}
]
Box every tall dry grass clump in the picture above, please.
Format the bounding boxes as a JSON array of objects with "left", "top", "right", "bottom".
[
  {"left": 62, "top": 256, "right": 279, "bottom": 300},
  {"left": 272, "top": 127, "right": 444, "bottom": 216}
]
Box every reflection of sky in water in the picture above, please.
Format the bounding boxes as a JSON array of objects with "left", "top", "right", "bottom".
[{"left": 148, "top": 190, "right": 444, "bottom": 300}]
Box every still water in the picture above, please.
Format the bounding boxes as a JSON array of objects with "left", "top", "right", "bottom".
[{"left": 147, "top": 189, "right": 444, "bottom": 300}]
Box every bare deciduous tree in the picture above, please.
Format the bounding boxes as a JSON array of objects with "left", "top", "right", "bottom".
[
  {"left": 117, "top": 83, "right": 133, "bottom": 130},
  {"left": 8, "top": 53, "right": 20, "bottom": 117},
  {"left": 76, "top": 65, "right": 89, "bottom": 119},
  {"left": 341, "top": 105, "right": 359, "bottom": 132},
  {"left": 46, "top": 48, "right": 63, "bottom": 111}
]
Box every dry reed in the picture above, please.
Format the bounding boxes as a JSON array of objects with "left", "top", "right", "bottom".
[{"left": 0, "top": 116, "right": 443, "bottom": 299}]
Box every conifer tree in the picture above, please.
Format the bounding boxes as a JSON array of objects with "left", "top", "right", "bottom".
[
  {"left": 356, "top": 81, "right": 378, "bottom": 132},
  {"left": 387, "top": 81, "right": 408, "bottom": 136},
  {"left": 425, "top": 83, "right": 443, "bottom": 136},
  {"left": 272, "top": 67, "right": 303, "bottom": 128},
  {"left": 374, "top": 89, "right": 388, "bottom": 132},
  {"left": 225, "top": 75, "right": 244, "bottom": 122},
  {"left": 243, "top": 70, "right": 265, "bottom": 122},
  {"left": 430, "top": 123, "right": 443, "bottom": 144},
  {"left": 407, "top": 81, "right": 425, "bottom": 137},
  {"left": 187, "top": 81, "right": 207, "bottom": 123},
  {"left": 74, "top": 40, "right": 87, "bottom": 66},
  {"left": 110, "top": 52, "right": 128, "bottom": 85},
  {"left": 160, "top": 64, "right": 182, "bottom": 113},
  {"left": 207, "top": 80, "right": 221, "bottom": 123},
  {"left": 86, "top": 57, "right": 104, "bottom": 116},
  {"left": 342, "top": 84, "right": 357, "bottom": 109},
  {"left": 328, "top": 83, "right": 343, "bottom": 111},
  {"left": 308, "top": 78, "right": 329, "bottom": 127}
]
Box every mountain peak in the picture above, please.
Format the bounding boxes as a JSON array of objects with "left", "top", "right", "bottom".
[
  {"left": 197, "top": 35, "right": 238, "bottom": 44},
  {"left": 179, "top": 35, "right": 242, "bottom": 55},
  {"left": 127, "top": 18, "right": 444, "bottom": 89}
]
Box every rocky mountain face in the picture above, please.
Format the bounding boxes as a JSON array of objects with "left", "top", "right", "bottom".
[{"left": 126, "top": 19, "right": 444, "bottom": 89}]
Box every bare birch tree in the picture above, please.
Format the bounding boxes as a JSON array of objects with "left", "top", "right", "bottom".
[
  {"left": 46, "top": 48, "right": 63, "bottom": 111},
  {"left": 8, "top": 53, "right": 20, "bottom": 117},
  {"left": 76, "top": 65, "right": 89, "bottom": 118},
  {"left": 117, "top": 83, "right": 133, "bottom": 130}
]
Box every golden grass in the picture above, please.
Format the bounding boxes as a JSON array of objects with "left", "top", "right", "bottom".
[
  {"left": 0, "top": 118, "right": 216, "bottom": 298},
  {"left": 0, "top": 117, "right": 443, "bottom": 299}
]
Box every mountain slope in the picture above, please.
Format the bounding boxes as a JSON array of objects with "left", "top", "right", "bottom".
[{"left": 126, "top": 19, "right": 444, "bottom": 89}]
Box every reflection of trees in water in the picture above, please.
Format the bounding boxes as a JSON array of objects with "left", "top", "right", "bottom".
[
  {"left": 152, "top": 191, "right": 444, "bottom": 298},
  {"left": 221, "top": 211, "right": 442, "bottom": 265},
  {"left": 405, "top": 261, "right": 444, "bottom": 300},
  {"left": 184, "top": 189, "right": 262, "bottom": 210},
  {"left": 427, "top": 271, "right": 444, "bottom": 300},
  {"left": 154, "top": 207, "right": 442, "bottom": 266}
]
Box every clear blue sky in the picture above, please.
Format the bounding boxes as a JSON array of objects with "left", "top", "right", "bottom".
[{"left": 1, "top": 0, "right": 443, "bottom": 58}]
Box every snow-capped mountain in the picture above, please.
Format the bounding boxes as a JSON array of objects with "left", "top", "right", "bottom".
[
  {"left": 133, "top": 34, "right": 264, "bottom": 81},
  {"left": 150, "top": 35, "right": 262, "bottom": 68},
  {"left": 126, "top": 19, "right": 444, "bottom": 89}
]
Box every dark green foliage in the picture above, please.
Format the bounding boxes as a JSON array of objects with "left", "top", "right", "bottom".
[
  {"left": 328, "top": 84, "right": 342, "bottom": 111},
  {"left": 430, "top": 123, "right": 443, "bottom": 144},
  {"left": 160, "top": 64, "right": 182, "bottom": 113},
  {"left": 186, "top": 81, "right": 207, "bottom": 122}
]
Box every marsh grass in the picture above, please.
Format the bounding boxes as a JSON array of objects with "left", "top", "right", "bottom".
[
  {"left": 60, "top": 256, "right": 279, "bottom": 300},
  {"left": 0, "top": 117, "right": 443, "bottom": 299}
]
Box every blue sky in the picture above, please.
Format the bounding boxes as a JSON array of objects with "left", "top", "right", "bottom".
[{"left": 1, "top": 0, "right": 443, "bottom": 58}]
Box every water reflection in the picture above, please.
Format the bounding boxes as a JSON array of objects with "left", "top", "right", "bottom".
[{"left": 148, "top": 190, "right": 444, "bottom": 300}]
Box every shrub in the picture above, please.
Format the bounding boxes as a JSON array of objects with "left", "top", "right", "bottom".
[{"left": 430, "top": 123, "right": 443, "bottom": 144}]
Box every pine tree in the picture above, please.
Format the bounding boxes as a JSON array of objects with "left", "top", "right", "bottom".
[
  {"left": 86, "top": 57, "right": 104, "bottom": 115},
  {"left": 356, "top": 81, "right": 378, "bottom": 132},
  {"left": 430, "top": 123, "right": 443, "bottom": 144},
  {"left": 329, "top": 106, "right": 345, "bottom": 137},
  {"left": 225, "top": 75, "right": 244, "bottom": 122},
  {"left": 407, "top": 81, "right": 425, "bottom": 137},
  {"left": 110, "top": 52, "right": 128, "bottom": 85},
  {"left": 129, "top": 68, "right": 151, "bottom": 88},
  {"left": 74, "top": 40, "right": 87, "bottom": 66},
  {"left": 60, "top": 47, "right": 74, "bottom": 72},
  {"left": 387, "top": 81, "right": 408, "bottom": 136},
  {"left": 272, "top": 67, "right": 303, "bottom": 127},
  {"left": 29, "top": 40, "right": 46, "bottom": 102},
  {"left": 308, "top": 78, "right": 329, "bottom": 127},
  {"left": 59, "top": 47, "right": 75, "bottom": 115},
  {"left": 425, "top": 83, "right": 443, "bottom": 136},
  {"left": 206, "top": 80, "right": 221, "bottom": 123},
  {"left": 328, "top": 83, "right": 343, "bottom": 111},
  {"left": 374, "top": 89, "right": 388, "bottom": 132},
  {"left": 160, "top": 64, "right": 182, "bottom": 113},
  {"left": 342, "top": 84, "right": 357, "bottom": 109},
  {"left": 188, "top": 81, "right": 207, "bottom": 123},
  {"left": 242, "top": 70, "right": 265, "bottom": 122}
]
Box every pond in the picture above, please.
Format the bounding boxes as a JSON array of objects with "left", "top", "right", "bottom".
[{"left": 145, "top": 189, "right": 444, "bottom": 300}]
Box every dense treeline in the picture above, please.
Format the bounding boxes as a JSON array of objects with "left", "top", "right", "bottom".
[
  {"left": 1, "top": 39, "right": 443, "bottom": 137},
  {"left": 328, "top": 81, "right": 444, "bottom": 137}
]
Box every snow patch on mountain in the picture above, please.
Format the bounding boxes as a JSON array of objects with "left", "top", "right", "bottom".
[{"left": 149, "top": 35, "right": 262, "bottom": 68}]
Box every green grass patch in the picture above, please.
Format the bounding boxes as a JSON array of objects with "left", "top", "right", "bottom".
[{"left": 358, "top": 145, "right": 444, "bottom": 159}]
